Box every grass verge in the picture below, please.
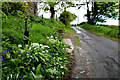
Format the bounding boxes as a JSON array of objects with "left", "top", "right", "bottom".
[{"left": 78, "top": 23, "right": 119, "bottom": 42}]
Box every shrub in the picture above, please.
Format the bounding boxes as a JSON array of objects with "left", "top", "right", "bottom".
[{"left": 59, "top": 11, "right": 77, "bottom": 26}]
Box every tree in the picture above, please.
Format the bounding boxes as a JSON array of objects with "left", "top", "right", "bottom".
[
  {"left": 38, "top": 1, "right": 75, "bottom": 20},
  {"left": 85, "top": 1, "right": 119, "bottom": 25},
  {"left": 59, "top": 11, "right": 77, "bottom": 26},
  {"left": 48, "top": 2, "right": 56, "bottom": 19}
]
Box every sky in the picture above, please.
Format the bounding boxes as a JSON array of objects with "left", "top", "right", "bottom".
[{"left": 37, "top": 1, "right": 119, "bottom": 26}]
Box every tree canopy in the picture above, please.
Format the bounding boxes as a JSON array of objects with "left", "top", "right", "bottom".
[
  {"left": 59, "top": 11, "right": 77, "bottom": 26},
  {"left": 85, "top": 2, "right": 119, "bottom": 25}
]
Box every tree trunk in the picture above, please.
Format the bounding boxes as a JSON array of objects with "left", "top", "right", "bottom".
[
  {"left": 93, "top": 2, "right": 97, "bottom": 25},
  {"left": 50, "top": 6, "right": 55, "bottom": 20},
  {"left": 86, "top": 0, "right": 90, "bottom": 24},
  {"left": 28, "top": 2, "right": 38, "bottom": 19}
]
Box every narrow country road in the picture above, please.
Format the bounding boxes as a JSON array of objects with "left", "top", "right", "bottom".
[{"left": 69, "top": 26, "right": 119, "bottom": 78}]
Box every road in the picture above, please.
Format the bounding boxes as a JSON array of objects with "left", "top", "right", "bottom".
[{"left": 69, "top": 26, "right": 119, "bottom": 78}]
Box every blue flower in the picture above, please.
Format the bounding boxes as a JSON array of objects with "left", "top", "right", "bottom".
[
  {"left": 17, "top": 51, "right": 21, "bottom": 54},
  {"left": 0, "top": 56, "right": 3, "bottom": 61},
  {"left": 4, "top": 50, "right": 10, "bottom": 53},
  {"left": 26, "top": 51, "right": 29, "bottom": 54}
]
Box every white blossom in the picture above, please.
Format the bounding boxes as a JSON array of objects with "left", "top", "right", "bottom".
[
  {"left": 35, "top": 53, "right": 38, "bottom": 54},
  {"left": 18, "top": 44, "right": 22, "bottom": 48},
  {"left": 29, "top": 47, "right": 31, "bottom": 50},
  {"left": 60, "top": 66, "right": 64, "bottom": 69},
  {"left": 42, "top": 51, "right": 45, "bottom": 53},
  {"left": 45, "top": 50, "right": 48, "bottom": 53},
  {"left": 40, "top": 44, "right": 43, "bottom": 47}
]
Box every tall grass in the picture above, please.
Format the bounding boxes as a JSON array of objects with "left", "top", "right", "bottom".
[{"left": 2, "top": 15, "right": 65, "bottom": 44}]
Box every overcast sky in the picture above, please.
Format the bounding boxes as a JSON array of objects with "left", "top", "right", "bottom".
[{"left": 38, "top": 1, "right": 119, "bottom": 26}]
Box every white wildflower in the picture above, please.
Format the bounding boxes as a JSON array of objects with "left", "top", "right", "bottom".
[
  {"left": 41, "top": 46, "right": 44, "bottom": 49},
  {"left": 31, "top": 43, "right": 39, "bottom": 48},
  {"left": 45, "top": 50, "right": 48, "bottom": 53},
  {"left": 35, "top": 53, "right": 38, "bottom": 54},
  {"left": 42, "top": 51, "right": 45, "bottom": 53},
  {"left": 32, "top": 67, "right": 35, "bottom": 70},
  {"left": 60, "top": 66, "right": 64, "bottom": 69},
  {"left": 29, "top": 47, "right": 31, "bottom": 50},
  {"left": 55, "top": 37, "right": 57, "bottom": 39},
  {"left": 10, "top": 74, "right": 12, "bottom": 78},
  {"left": 47, "top": 37, "right": 49, "bottom": 39},
  {"left": 40, "top": 44, "right": 43, "bottom": 47},
  {"left": 18, "top": 44, "right": 22, "bottom": 48}
]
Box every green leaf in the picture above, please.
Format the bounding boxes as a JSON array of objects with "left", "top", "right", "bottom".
[
  {"left": 39, "top": 56, "right": 45, "bottom": 62},
  {"left": 34, "top": 55, "right": 39, "bottom": 62},
  {"left": 19, "top": 66, "right": 24, "bottom": 68},
  {"left": 36, "top": 64, "right": 41, "bottom": 74}
]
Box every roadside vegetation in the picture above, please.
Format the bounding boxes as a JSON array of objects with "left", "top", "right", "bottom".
[
  {"left": 1, "top": 1, "right": 119, "bottom": 79},
  {"left": 2, "top": 11, "right": 71, "bottom": 79},
  {"left": 78, "top": 23, "right": 119, "bottom": 41}
]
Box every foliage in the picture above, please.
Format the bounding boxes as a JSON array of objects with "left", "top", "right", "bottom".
[
  {"left": 59, "top": 11, "right": 77, "bottom": 26},
  {"left": 2, "top": 35, "right": 70, "bottom": 79},
  {"left": 2, "top": 13, "right": 70, "bottom": 79},
  {"left": 2, "top": 2, "right": 29, "bottom": 15},
  {"left": 2, "top": 15, "right": 25, "bottom": 44},
  {"left": 35, "top": 17, "right": 65, "bottom": 30},
  {"left": 85, "top": 2, "right": 119, "bottom": 25},
  {"left": 79, "top": 23, "right": 119, "bottom": 40}
]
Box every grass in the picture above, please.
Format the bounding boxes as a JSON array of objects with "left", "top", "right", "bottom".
[
  {"left": 2, "top": 15, "right": 65, "bottom": 44},
  {"left": 78, "top": 23, "right": 119, "bottom": 41}
]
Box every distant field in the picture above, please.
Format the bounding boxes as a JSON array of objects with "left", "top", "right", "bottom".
[{"left": 78, "top": 23, "right": 119, "bottom": 41}]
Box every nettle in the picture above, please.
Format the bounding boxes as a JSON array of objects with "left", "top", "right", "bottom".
[{"left": 2, "top": 36, "right": 70, "bottom": 79}]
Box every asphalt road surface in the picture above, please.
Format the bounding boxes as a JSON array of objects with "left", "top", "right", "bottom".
[{"left": 70, "top": 26, "right": 119, "bottom": 78}]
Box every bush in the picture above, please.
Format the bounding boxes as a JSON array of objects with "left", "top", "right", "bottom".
[{"left": 59, "top": 11, "right": 77, "bottom": 26}]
